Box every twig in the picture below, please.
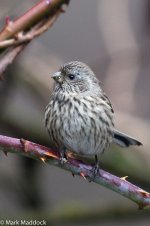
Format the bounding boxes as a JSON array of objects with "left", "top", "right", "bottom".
[
  {"left": 0, "top": 0, "right": 70, "bottom": 42},
  {"left": 0, "top": 10, "right": 61, "bottom": 48},
  {"left": 0, "top": 134, "right": 150, "bottom": 210},
  {"left": 0, "top": 0, "right": 70, "bottom": 78},
  {"left": 0, "top": 45, "right": 27, "bottom": 80}
]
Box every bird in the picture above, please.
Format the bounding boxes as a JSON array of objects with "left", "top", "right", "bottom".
[{"left": 45, "top": 61, "right": 142, "bottom": 175}]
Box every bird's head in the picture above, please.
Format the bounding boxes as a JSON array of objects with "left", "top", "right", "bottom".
[{"left": 52, "top": 61, "right": 101, "bottom": 95}]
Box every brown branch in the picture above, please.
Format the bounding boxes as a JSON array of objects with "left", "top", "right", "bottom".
[
  {"left": 0, "top": 45, "right": 26, "bottom": 80},
  {"left": 0, "top": 0, "right": 70, "bottom": 78},
  {"left": 0, "top": 0, "right": 70, "bottom": 42},
  {"left": 0, "top": 9, "right": 61, "bottom": 49},
  {"left": 0, "top": 134, "right": 150, "bottom": 210}
]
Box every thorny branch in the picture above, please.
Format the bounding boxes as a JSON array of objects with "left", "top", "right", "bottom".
[
  {"left": 0, "top": 134, "right": 150, "bottom": 210},
  {"left": 0, "top": 0, "right": 70, "bottom": 79}
]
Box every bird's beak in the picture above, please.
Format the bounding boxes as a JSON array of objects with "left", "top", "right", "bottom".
[{"left": 52, "top": 71, "right": 63, "bottom": 83}]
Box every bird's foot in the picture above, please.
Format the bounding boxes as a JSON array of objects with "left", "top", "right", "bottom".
[
  {"left": 90, "top": 155, "right": 100, "bottom": 179},
  {"left": 60, "top": 151, "right": 67, "bottom": 166},
  {"left": 91, "top": 164, "right": 100, "bottom": 178}
]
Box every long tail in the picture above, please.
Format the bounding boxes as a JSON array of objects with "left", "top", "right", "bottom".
[{"left": 113, "top": 130, "right": 142, "bottom": 147}]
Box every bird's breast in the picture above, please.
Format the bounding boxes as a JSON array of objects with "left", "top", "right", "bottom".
[{"left": 45, "top": 93, "right": 114, "bottom": 156}]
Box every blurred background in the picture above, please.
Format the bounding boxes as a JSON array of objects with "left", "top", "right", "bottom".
[{"left": 0, "top": 0, "right": 150, "bottom": 225}]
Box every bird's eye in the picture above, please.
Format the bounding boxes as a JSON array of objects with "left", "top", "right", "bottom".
[{"left": 68, "top": 74, "right": 75, "bottom": 80}]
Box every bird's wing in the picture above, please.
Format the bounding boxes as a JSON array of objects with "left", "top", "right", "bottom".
[{"left": 99, "top": 92, "right": 114, "bottom": 113}]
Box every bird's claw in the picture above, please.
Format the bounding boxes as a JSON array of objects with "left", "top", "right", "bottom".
[
  {"left": 92, "top": 165, "right": 99, "bottom": 176},
  {"left": 60, "top": 156, "right": 67, "bottom": 165},
  {"left": 60, "top": 151, "right": 67, "bottom": 166},
  {"left": 88, "top": 164, "right": 100, "bottom": 182}
]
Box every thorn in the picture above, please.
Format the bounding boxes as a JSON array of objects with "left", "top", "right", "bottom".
[
  {"left": 45, "top": 151, "right": 59, "bottom": 160},
  {"left": 3, "top": 151, "right": 8, "bottom": 156},
  {"left": 120, "top": 176, "right": 128, "bottom": 181},
  {"left": 137, "top": 189, "right": 150, "bottom": 198},
  {"left": 5, "top": 16, "right": 13, "bottom": 32},
  {"left": 20, "top": 139, "right": 30, "bottom": 152},
  {"left": 67, "top": 152, "right": 75, "bottom": 158},
  {"left": 40, "top": 157, "right": 46, "bottom": 163},
  {"left": 80, "top": 172, "right": 87, "bottom": 181}
]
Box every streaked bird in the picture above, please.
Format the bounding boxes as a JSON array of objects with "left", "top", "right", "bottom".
[{"left": 45, "top": 61, "right": 142, "bottom": 175}]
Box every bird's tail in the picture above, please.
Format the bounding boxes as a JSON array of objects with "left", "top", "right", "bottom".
[{"left": 113, "top": 130, "right": 142, "bottom": 147}]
